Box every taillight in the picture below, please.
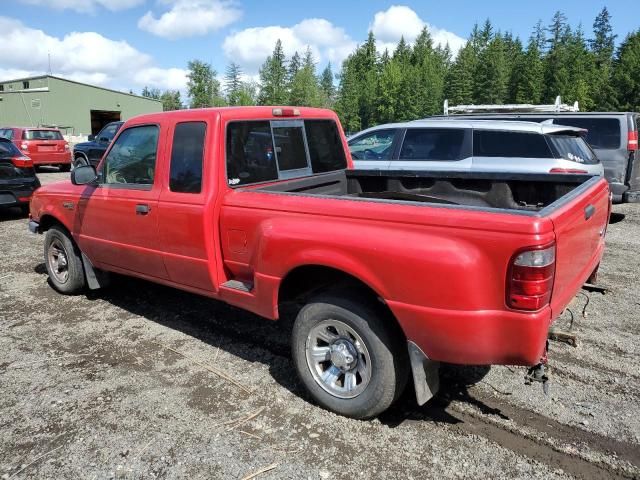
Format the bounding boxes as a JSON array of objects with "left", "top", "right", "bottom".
[
  {"left": 11, "top": 156, "right": 33, "bottom": 168},
  {"left": 628, "top": 131, "right": 638, "bottom": 151},
  {"left": 507, "top": 244, "right": 556, "bottom": 311},
  {"left": 64, "top": 143, "right": 70, "bottom": 151},
  {"left": 549, "top": 168, "right": 588, "bottom": 174},
  {"left": 272, "top": 108, "right": 300, "bottom": 117}
]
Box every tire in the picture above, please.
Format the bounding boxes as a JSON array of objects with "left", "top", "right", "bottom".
[
  {"left": 44, "top": 225, "right": 86, "bottom": 294},
  {"left": 59, "top": 164, "right": 71, "bottom": 172},
  {"left": 291, "top": 291, "right": 408, "bottom": 419},
  {"left": 73, "top": 156, "right": 88, "bottom": 169}
]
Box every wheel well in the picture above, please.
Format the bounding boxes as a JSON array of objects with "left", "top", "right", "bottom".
[
  {"left": 278, "top": 265, "right": 404, "bottom": 337},
  {"left": 38, "top": 214, "right": 67, "bottom": 233}
]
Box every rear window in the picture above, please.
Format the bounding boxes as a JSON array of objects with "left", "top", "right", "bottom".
[
  {"left": 23, "top": 130, "right": 63, "bottom": 140},
  {"left": 552, "top": 117, "right": 621, "bottom": 150},
  {"left": 226, "top": 120, "right": 347, "bottom": 186},
  {"left": 0, "top": 139, "right": 20, "bottom": 157},
  {"left": 547, "top": 134, "right": 599, "bottom": 165},
  {"left": 169, "top": 122, "right": 206, "bottom": 193},
  {"left": 473, "top": 130, "right": 553, "bottom": 158},
  {"left": 0, "top": 129, "right": 14, "bottom": 140},
  {"left": 399, "top": 128, "right": 471, "bottom": 161}
]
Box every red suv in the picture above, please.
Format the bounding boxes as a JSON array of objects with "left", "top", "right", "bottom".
[{"left": 0, "top": 127, "right": 71, "bottom": 171}]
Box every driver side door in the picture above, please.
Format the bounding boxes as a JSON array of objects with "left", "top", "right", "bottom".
[{"left": 76, "top": 123, "right": 169, "bottom": 280}]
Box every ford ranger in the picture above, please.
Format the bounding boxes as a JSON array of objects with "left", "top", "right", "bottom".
[{"left": 28, "top": 107, "right": 611, "bottom": 419}]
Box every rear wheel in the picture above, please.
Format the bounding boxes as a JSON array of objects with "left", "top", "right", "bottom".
[
  {"left": 44, "top": 225, "right": 85, "bottom": 294},
  {"left": 291, "top": 292, "right": 407, "bottom": 419}
]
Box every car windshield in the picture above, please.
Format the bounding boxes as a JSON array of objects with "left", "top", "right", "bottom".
[
  {"left": 547, "top": 134, "right": 599, "bottom": 165},
  {"left": 23, "top": 130, "right": 63, "bottom": 140}
]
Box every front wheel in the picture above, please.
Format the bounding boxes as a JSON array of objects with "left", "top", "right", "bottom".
[
  {"left": 44, "top": 225, "right": 86, "bottom": 294},
  {"left": 291, "top": 292, "right": 408, "bottom": 419},
  {"left": 73, "top": 156, "right": 88, "bottom": 169}
]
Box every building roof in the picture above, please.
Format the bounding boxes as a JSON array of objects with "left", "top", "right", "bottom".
[{"left": 0, "top": 74, "right": 162, "bottom": 103}]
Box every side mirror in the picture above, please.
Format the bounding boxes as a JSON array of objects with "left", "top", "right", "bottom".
[
  {"left": 88, "top": 134, "right": 95, "bottom": 141},
  {"left": 71, "top": 164, "right": 98, "bottom": 185}
]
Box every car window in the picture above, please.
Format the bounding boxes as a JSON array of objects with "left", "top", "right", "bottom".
[
  {"left": 169, "top": 122, "right": 206, "bottom": 194},
  {"left": 0, "top": 139, "right": 21, "bottom": 157},
  {"left": 98, "top": 123, "right": 120, "bottom": 142},
  {"left": 400, "top": 128, "right": 470, "bottom": 161},
  {"left": 103, "top": 125, "right": 159, "bottom": 186},
  {"left": 547, "top": 134, "right": 599, "bottom": 165},
  {"left": 23, "top": 130, "right": 63, "bottom": 140},
  {"left": 0, "top": 129, "right": 14, "bottom": 140},
  {"left": 271, "top": 124, "right": 309, "bottom": 172},
  {"left": 552, "top": 117, "right": 621, "bottom": 150},
  {"left": 473, "top": 130, "right": 553, "bottom": 158},
  {"left": 349, "top": 129, "right": 395, "bottom": 160},
  {"left": 227, "top": 121, "right": 279, "bottom": 186},
  {"left": 305, "top": 120, "right": 348, "bottom": 173}
]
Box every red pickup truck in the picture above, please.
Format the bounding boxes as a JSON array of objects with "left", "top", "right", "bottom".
[{"left": 28, "top": 107, "right": 610, "bottom": 418}]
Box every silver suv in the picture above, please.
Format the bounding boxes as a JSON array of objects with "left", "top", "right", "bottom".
[{"left": 348, "top": 119, "right": 604, "bottom": 177}]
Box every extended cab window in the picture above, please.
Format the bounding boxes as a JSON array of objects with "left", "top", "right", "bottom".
[
  {"left": 349, "top": 129, "right": 396, "bottom": 160},
  {"left": 473, "top": 130, "right": 553, "bottom": 158},
  {"left": 400, "top": 128, "right": 470, "bottom": 161},
  {"left": 226, "top": 120, "right": 346, "bottom": 186},
  {"left": 170, "top": 122, "right": 206, "bottom": 193},
  {"left": 103, "top": 125, "right": 158, "bottom": 186}
]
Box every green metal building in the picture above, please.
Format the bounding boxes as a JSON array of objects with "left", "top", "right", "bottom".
[{"left": 0, "top": 75, "right": 162, "bottom": 137}]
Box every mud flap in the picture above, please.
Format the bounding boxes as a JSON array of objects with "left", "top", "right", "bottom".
[
  {"left": 81, "top": 253, "right": 110, "bottom": 290},
  {"left": 408, "top": 341, "right": 440, "bottom": 405}
]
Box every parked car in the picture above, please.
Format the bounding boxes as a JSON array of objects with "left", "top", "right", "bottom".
[
  {"left": 432, "top": 112, "right": 639, "bottom": 203},
  {"left": 28, "top": 107, "right": 610, "bottom": 419},
  {"left": 72, "top": 121, "right": 123, "bottom": 168},
  {"left": 348, "top": 119, "right": 604, "bottom": 177},
  {"left": 0, "top": 127, "right": 71, "bottom": 171},
  {"left": 0, "top": 138, "right": 40, "bottom": 213}
]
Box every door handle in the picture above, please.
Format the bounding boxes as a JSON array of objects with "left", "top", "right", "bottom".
[
  {"left": 584, "top": 204, "right": 595, "bottom": 220},
  {"left": 136, "top": 204, "right": 150, "bottom": 215}
]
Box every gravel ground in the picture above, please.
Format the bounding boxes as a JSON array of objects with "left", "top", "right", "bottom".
[{"left": 1, "top": 170, "right": 638, "bottom": 479}]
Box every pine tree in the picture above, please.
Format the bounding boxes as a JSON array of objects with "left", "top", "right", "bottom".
[
  {"left": 258, "top": 39, "right": 288, "bottom": 105},
  {"left": 474, "top": 33, "right": 509, "bottom": 104},
  {"left": 590, "top": 7, "right": 617, "bottom": 110},
  {"left": 543, "top": 11, "right": 572, "bottom": 102},
  {"left": 411, "top": 27, "right": 446, "bottom": 116},
  {"left": 319, "top": 63, "right": 336, "bottom": 107},
  {"left": 141, "top": 86, "right": 161, "bottom": 99},
  {"left": 514, "top": 34, "right": 544, "bottom": 103},
  {"left": 612, "top": 30, "right": 640, "bottom": 111},
  {"left": 287, "top": 51, "right": 301, "bottom": 94},
  {"left": 224, "top": 62, "right": 244, "bottom": 106},
  {"left": 565, "top": 26, "right": 595, "bottom": 109},
  {"left": 335, "top": 56, "right": 362, "bottom": 133},
  {"left": 160, "top": 90, "right": 182, "bottom": 111},
  {"left": 289, "top": 47, "right": 322, "bottom": 106},
  {"left": 445, "top": 42, "right": 476, "bottom": 105},
  {"left": 186, "top": 60, "right": 223, "bottom": 108}
]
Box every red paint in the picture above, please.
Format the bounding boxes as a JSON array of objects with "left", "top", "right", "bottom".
[
  {"left": 1, "top": 127, "right": 71, "bottom": 167},
  {"left": 29, "top": 107, "right": 610, "bottom": 367}
]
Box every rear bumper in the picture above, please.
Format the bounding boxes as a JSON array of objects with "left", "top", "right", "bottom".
[
  {"left": 30, "top": 152, "right": 72, "bottom": 165},
  {"left": 28, "top": 219, "right": 40, "bottom": 233},
  {"left": 388, "top": 301, "right": 552, "bottom": 366},
  {"left": 0, "top": 189, "right": 34, "bottom": 207}
]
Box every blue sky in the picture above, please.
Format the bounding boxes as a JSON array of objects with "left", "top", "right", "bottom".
[{"left": 1, "top": 1, "right": 636, "bottom": 95}]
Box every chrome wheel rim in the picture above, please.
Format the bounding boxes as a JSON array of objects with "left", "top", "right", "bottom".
[
  {"left": 305, "top": 319, "right": 371, "bottom": 399},
  {"left": 47, "top": 239, "right": 69, "bottom": 284}
]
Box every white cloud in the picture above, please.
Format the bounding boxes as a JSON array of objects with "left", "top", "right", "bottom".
[
  {"left": 138, "top": 0, "right": 241, "bottom": 39},
  {"left": 370, "top": 5, "right": 466, "bottom": 54},
  {"left": 17, "top": 0, "right": 143, "bottom": 13},
  {"left": 222, "top": 18, "right": 357, "bottom": 74},
  {"left": 0, "top": 16, "right": 188, "bottom": 94}
]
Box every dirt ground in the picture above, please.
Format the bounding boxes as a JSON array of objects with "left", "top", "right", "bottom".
[{"left": 1, "top": 170, "right": 638, "bottom": 479}]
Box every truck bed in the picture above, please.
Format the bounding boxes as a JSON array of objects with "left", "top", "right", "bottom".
[{"left": 256, "top": 169, "right": 600, "bottom": 214}]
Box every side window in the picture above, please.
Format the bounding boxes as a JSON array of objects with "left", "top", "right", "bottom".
[
  {"left": 473, "top": 130, "right": 553, "bottom": 158},
  {"left": 306, "top": 120, "right": 347, "bottom": 173},
  {"left": 227, "top": 121, "right": 278, "bottom": 186},
  {"left": 98, "top": 124, "right": 118, "bottom": 142},
  {"left": 103, "top": 125, "right": 159, "bottom": 186},
  {"left": 170, "top": 122, "right": 206, "bottom": 193},
  {"left": 349, "top": 129, "right": 395, "bottom": 160},
  {"left": 399, "top": 128, "right": 470, "bottom": 161}
]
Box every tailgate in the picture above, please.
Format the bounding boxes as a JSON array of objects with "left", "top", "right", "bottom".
[{"left": 548, "top": 177, "right": 610, "bottom": 315}]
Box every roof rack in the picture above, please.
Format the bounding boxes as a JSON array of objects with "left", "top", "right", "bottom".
[{"left": 443, "top": 96, "right": 580, "bottom": 115}]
